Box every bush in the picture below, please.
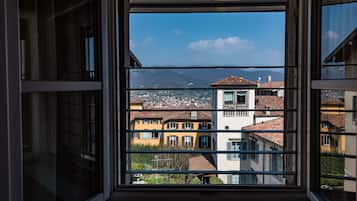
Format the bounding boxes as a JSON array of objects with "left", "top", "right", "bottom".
[{"left": 210, "top": 176, "right": 224, "bottom": 184}]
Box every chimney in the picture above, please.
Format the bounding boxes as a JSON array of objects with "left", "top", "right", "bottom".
[
  {"left": 191, "top": 111, "right": 197, "bottom": 120},
  {"left": 257, "top": 77, "right": 261, "bottom": 87},
  {"left": 268, "top": 75, "right": 272, "bottom": 83}
]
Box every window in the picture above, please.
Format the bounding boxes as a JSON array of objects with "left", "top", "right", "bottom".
[
  {"left": 183, "top": 136, "right": 193, "bottom": 147},
  {"left": 168, "top": 136, "right": 178, "bottom": 147},
  {"left": 199, "top": 122, "right": 211, "bottom": 129},
  {"left": 271, "top": 147, "right": 283, "bottom": 181},
  {"left": 182, "top": 122, "right": 193, "bottom": 129},
  {"left": 311, "top": 1, "right": 357, "bottom": 200},
  {"left": 227, "top": 141, "right": 240, "bottom": 160},
  {"left": 231, "top": 175, "right": 240, "bottom": 184},
  {"left": 224, "top": 92, "right": 234, "bottom": 105},
  {"left": 142, "top": 132, "right": 153, "bottom": 139},
  {"left": 199, "top": 136, "right": 210, "bottom": 148},
  {"left": 250, "top": 138, "right": 259, "bottom": 161},
  {"left": 126, "top": 5, "right": 297, "bottom": 186},
  {"left": 321, "top": 122, "right": 329, "bottom": 129},
  {"left": 237, "top": 91, "right": 247, "bottom": 105},
  {"left": 321, "top": 135, "right": 330, "bottom": 146},
  {"left": 167, "top": 122, "right": 178, "bottom": 129},
  {"left": 19, "top": 0, "right": 102, "bottom": 200}
]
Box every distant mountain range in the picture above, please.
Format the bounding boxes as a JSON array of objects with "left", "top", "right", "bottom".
[{"left": 130, "top": 69, "right": 284, "bottom": 88}]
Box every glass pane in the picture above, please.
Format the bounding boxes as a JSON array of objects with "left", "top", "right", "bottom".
[
  {"left": 22, "top": 92, "right": 101, "bottom": 201},
  {"left": 321, "top": 1, "right": 357, "bottom": 79},
  {"left": 319, "top": 89, "right": 356, "bottom": 200},
  {"left": 19, "top": 0, "right": 100, "bottom": 81}
]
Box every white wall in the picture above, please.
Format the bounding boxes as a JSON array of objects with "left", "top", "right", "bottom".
[
  {"left": 247, "top": 136, "right": 284, "bottom": 185},
  {"left": 215, "top": 89, "right": 255, "bottom": 183}
]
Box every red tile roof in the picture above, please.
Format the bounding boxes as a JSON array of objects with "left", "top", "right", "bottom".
[
  {"left": 130, "top": 97, "right": 144, "bottom": 104},
  {"left": 258, "top": 81, "right": 284, "bottom": 88},
  {"left": 255, "top": 96, "right": 284, "bottom": 117},
  {"left": 321, "top": 113, "right": 345, "bottom": 129},
  {"left": 188, "top": 155, "right": 216, "bottom": 171},
  {"left": 211, "top": 76, "right": 257, "bottom": 87},
  {"left": 243, "top": 118, "right": 284, "bottom": 146},
  {"left": 130, "top": 111, "right": 211, "bottom": 122},
  {"left": 321, "top": 99, "right": 344, "bottom": 106}
]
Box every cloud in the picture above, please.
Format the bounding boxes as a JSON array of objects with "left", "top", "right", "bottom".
[
  {"left": 173, "top": 29, "right": 183, "bottom": 36},
  {"left": 188, "top": 36, "right": 253, "bottom": 52},
  {"left": 326, "top": 30, "right": 339, "bottom": 40}
]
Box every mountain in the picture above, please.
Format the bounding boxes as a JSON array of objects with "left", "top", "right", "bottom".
[{"left": 130, "top": 69, "right": 284, "bottom": 88}]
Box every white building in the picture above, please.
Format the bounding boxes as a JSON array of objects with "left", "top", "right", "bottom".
[
  {"left": 211, "top": 76, "right": 285, "bottom": 184},
  {"left": 211, "top": 76, "right": 257, "bottom": 184},
  {"left": 242, "top": 118, "right": 285, "bottom": 185}
]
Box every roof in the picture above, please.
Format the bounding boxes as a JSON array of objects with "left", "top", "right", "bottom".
[
  {"left": 321, "top": 99, "right": 344, "bottom": 106},
  {"left": 321, "top": 113, "right": 345, "bottom": 129},
  {"left": 211, "top": 76, "right": 257, "bottom": 87},
  {"left": 324, "top": 28, "right": 357, "bottom": 63},
  {"left": 188, "top": 155, "right": 216, "bottom": 171},
  {"left": 162, "top": 111, "right": 211, "bottom": 122},
  {"left": 130, "top": 110, "right": 211, "bottom": 122},
  {"left": 243, "top": 118, "right": 284, "bottom": 146},
  {"left": 258, "top": 81, "right": 284, "bottom": 88},
  {"left": 129, "top": 50, "right": 142, "bottom": 67},
  {"left": 255, "top": 96, "right": 284, "bottom": 117},
  {"left": 130, "top": 97, "right": 144, "bottom": 104}
]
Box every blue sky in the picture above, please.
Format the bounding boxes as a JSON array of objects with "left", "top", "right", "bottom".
[
  {"left": 130, "top": 12, "right": 286, "bottom": 67},
  {"left": 321, "top": 2, "right": 357, "bottom": 61}
]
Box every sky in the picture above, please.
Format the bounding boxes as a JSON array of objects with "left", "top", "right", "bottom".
[
  {"left": 321, "top": 2, "right": 357, "bottom": 61},
  {"left": 130, "top": 12, "right": 286, "bottom": 67}
]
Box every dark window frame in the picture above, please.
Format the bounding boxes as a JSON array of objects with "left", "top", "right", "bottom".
[{"left": 117, "top": 0, "right": 304, "bottom": 191}]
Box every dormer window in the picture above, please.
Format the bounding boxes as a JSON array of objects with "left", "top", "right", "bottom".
[
  {"left": 199, "top": 122, "right": 211, "bottom": 130},
  {"left": 223, "top": 91, "right": 234, "bottom": 105},
  {"left": 237, "top": 91, "right": 247, "bottom": 105},
  {"left": 224, "top": 91, "right": 248, "bottom": 106},
  {"left": 167, "top": 122, "right": 178, "bottom": 129},
  {"left": 182, "top": 122, "right": 193, "bottom": 130}
]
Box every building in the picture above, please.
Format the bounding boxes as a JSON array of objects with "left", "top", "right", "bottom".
[
  {"left": 257, "top": 76, "right": 285, "bottom": 98},
  {"left": 129, "top": 99, "right": 212, "bottom": 148},
  {"left": 162, "top": 111, "right": 212, "bottom": 149},
  {"left": 242, "top": 118, "right": 285, "bottom": 185},
  {"left": 211, "top": 75, "right": 286, "bottom": 184},
  {"left": 211, "top": 76, "right": 257, "bottom": 184},
  {"left": 320, "top": 100, "right": 346, "bottom": 153}
]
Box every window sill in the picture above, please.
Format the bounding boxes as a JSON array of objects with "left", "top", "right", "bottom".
[{"left": 110, "top": 188, "right": 309, "bottom": 201}]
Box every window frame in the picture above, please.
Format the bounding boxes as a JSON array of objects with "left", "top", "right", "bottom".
[{"left": 116, "top": 0, "right": 305, "bottom": 193}]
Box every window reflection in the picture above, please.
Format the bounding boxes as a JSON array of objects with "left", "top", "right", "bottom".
[
  {"left": 20, "top": 0, "right": 99, "bottom": 81},
  {"left": 22, "top": 92, "right": 101, "bottom": 201}
]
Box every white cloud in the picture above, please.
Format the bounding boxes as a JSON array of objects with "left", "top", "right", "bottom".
[
  {"left": 326, "top": 30, "right": 339, "bottom": 40},
  {"left": 188, "top": 36, "right": 253, "bottom": 51}
]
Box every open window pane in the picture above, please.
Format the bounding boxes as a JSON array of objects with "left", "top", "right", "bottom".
[
  {"left": 319, "top": 90, "right": 356, "bottom": 200},
  {"left": 20, "top": 0, "right": 100, "bottom": 81},
  {"left": 22, "top": 92, "right": 102, "bottom": 201},
  {"left": 321, "top": 1, "right": 357, "bottom": 80}
]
